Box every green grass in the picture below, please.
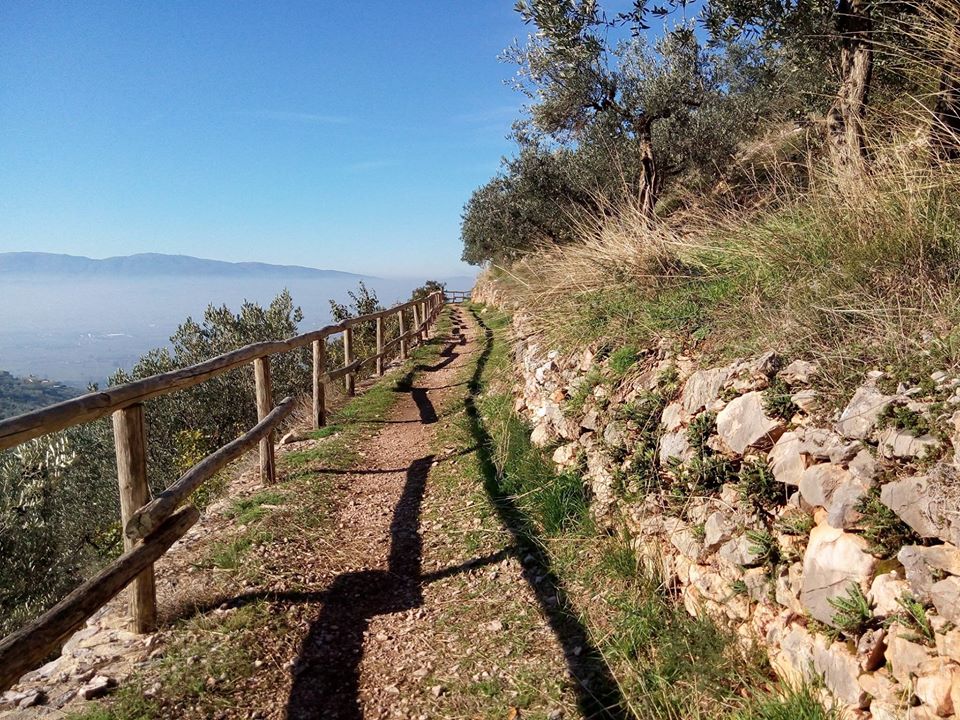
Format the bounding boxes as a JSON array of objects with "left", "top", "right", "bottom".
[
  {"left": 463, "top": 302, "right": 829, "bottom": 720},
  {"left": 731, "top": 685, "right": 840, "bottom": 720},
  {"left": 308, "top": 423, "right": 343, "bottom": 439},
  {"left": 466, "top": 310, "right": 592, "bottom": 539},
  {"left": 600, "top": 535, "right": 640, "bottom": 581},
  {"left": 225, "top": 490, "right": 285, "bottom": 525},
  {"left": 609, "top": 345, "right": 640, "bottom": 375}
]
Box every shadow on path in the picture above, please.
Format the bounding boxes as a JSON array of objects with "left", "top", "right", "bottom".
[
  {"left": 463, "top": 307, "right": 630, "bottom": 720},
  {"left": 284, "top": 311, "right": 474, "bottom": 719},
  {"left": 285, "top": 461, "right": 433, "bottom": 718}
]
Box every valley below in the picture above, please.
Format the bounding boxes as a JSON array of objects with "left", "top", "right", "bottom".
[{"left": 0, "top": 272, "right": 470, "bottom": 390}]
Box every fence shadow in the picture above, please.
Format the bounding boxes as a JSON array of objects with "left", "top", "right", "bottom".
[
  {"left": 462, "top": 307, "right": 630, "bottom": 720},
  {"left": 283, "top": 314, "right": 474, "bottom": 718},
  {"left": 285, "top": 453, "right": 432, "bottom": 719}
]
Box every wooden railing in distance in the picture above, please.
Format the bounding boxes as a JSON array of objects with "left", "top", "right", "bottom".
[
  {"left": 445, "top": 289, "right": 471, "bottom": 303},
  {"left": 0, "top": 290, "right": 446, "bottom": 693}
]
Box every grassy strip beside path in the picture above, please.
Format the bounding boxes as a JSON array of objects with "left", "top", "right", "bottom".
[{"left": 450, "top": 303, "right": 837, "bottom": 720}]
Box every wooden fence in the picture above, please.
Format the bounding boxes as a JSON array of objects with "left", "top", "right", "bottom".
[
  {"left": 0, "top": 290, "right": 446, "bottom": 692},
  {"left": 445, "top": 289, "right": 471, "bottom": 303}
]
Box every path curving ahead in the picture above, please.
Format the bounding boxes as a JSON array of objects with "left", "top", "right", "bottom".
[
  {"left": 277, "top": 305, "right": 627, "bottom": 719},
  {"left": 284, "top": 310, "right": 473, "bottom": 718}
]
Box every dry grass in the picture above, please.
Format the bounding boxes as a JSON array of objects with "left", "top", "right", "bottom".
[
  {"left": 489, "top": 3, "right": 960, "bottom": 404},
  {"left": 494, "top": 135, "right": 960, "bottom": 402}
]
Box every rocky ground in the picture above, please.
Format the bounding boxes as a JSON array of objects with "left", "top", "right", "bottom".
[{"left": 501, "top": 284, "right": 960, "bottom": 720}]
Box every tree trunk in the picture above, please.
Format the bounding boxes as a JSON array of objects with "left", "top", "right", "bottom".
[
  {"left": 826, "top": 0, "right": 873, "bottom": 172},
  {"left": 932, "top": 29, "right": 960, "bottom": 161},
  {"left": 637, "top": 130, "right": 659, "bottom": 223}
]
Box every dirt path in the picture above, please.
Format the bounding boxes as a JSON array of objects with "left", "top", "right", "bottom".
[
  {"left": 284, "top": 308, "right": 474, "bottom": 717},
  {"left": 282, "top": 305, "right": 577, "bottom": 719}
]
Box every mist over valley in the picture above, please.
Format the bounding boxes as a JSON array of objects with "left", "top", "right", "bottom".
[{"left": 0, "top": 253, "right": 473, "bottom": 388}]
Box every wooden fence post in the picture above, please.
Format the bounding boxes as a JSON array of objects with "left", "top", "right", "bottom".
[
  {"left": 344, "top": 326, "right": 355, "bottom": 395},
  {"left": 412, "top": 304, "right": 420, "bottom": 347},
  {"left": 112, "top": 403, "right": 156, "bottom": 633},
  {"left": 253, "top": 357, "right": 276, "bottom": 483},
  {"left": 312, "top": 339, "right": 326, "bottom": 428},
  {"left": 420, "top": 301, "right": 428, "bottom": 340},
  {"left": 375, "top": 315, "right": 384, "bottom": 376},
  {"left": 398, "top": 309, "right": 407, "bottom": 360}
]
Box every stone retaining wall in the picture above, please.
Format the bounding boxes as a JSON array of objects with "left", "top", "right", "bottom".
[{"left": 473, "top": 280, "right": 960, "bottom": 719}]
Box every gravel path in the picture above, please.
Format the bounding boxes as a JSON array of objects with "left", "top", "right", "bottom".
[{"left": 284, "top": 306, "right": 576, "bottom": 719}]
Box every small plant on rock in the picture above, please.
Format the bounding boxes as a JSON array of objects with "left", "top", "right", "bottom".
[
  {"left": 828, "top": 583, "right": 875, "bottom": 638},
  {"left": 566, "top": 368, "right": 604, "bottom": 414},
  {"left": 664, "top": 411, "right": 738, "bottom": 501},
  {"left": 617, "top": 391, "right": 666, "bottom": 434},
  {"left": 747, "top": 529, "right": 781, "bottom": 574},
  {"left": 687, "top": 411, "right": 717, "bottom": 456},
  {"left": 657, "top": 365, "right": 680, "bottom": 397},
  {"left": 763, "top": 377, "right": 799, "bottom": 422},
  {"left": 894, "top": 594, "right": 936, "bottom": 646},
  {"left": 776, "top": 509, "right": 814, "bottom": 536},
  {"left": 686, "top": 454, "right": 738, "bottom": 494},
  {"left": 738, "top": 458, "right": 785, "bottom": 511},
  {"left": 614, "top": 446, "right": 661, "bottom": 500},
  {"left": 857, "top": 485, "right": 920, "bottom": 558}
]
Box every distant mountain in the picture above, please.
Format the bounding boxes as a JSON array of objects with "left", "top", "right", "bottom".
[{"left": 0, "top": 252, "right": 371, "bottom": 279}]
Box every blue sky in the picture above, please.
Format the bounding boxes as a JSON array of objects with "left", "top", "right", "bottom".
[{"left": 0, "top": 2, "right": 534, "bottom": 278}]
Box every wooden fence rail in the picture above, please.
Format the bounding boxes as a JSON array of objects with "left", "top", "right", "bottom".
[
  {"left": 0, "top": 290, "right": 445, "bottom": 692},
  {"left": 445, "top": 289, "right": 471, "bottom": 303}
]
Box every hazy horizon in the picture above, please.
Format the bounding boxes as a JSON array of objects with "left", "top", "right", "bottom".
[{"left": 1, "top": 271, "right": 474, "bottom": 387}]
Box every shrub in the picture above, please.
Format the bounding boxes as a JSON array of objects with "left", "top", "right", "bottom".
[
  {"left": 878, "top": 404, "right": 934, "bottom": 437},
  {"left": 857, "top": 486, "right": 920, "bottom": 558},
  {"left": 0, "top": 421, "right": 119, "bottom": 637},
  {"left": 738, "top": 458, "right": 785, "bottom": 511},
  {"left": 828, "top": 583, "right": 875, "bottom": 638},
  {"left": 764, "top": 377, "right": 799, "bottom": 422}
]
